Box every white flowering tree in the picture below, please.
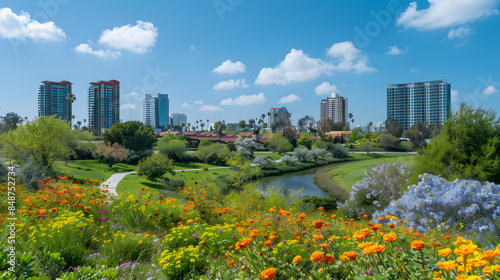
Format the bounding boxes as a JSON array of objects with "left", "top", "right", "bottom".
[{"left": 234, "top": 137, "right": 255, "bottom": 158}]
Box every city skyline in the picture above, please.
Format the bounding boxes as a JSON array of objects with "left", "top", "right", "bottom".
[{"left": 1, "top": 1, "right": 500, "bottom": 127}]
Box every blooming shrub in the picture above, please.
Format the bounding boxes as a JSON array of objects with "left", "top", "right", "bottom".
[
  {"left": 280, "top": 155, "right": 298, "bottom": 166},
  {"left": 374, "top": 174, "right": 500, "bottom": 233},
  {"left": 330, "top": 143, "right": 349, "bottom": 158},
  {"left": 235, "top": 137, "right": 255, "bottom": 158},
  {"left": 252, "top": 156, "right": 275, "bottom": 167},
  {"left": 293, "top": 146, "right": 314, "bottom": 162},
  {"left": 310, "top": 147, "right": 328, "bottom": 161}
]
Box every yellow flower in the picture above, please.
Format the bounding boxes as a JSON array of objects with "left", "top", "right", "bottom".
[
  {"left": 292, "top": 255, "right": 301, "bottom": 264},
  {"left": 453, "top": 236, "right": 473, "bottom": 248},
  {"left": 313, "top": 235, "right": 324, "bottom": 241},
  {"left": 437, "top": 260, "right": 458, "bottom": 272},
  {"left": 481, "top": 250, "right": 498, "bottom": 263},
  {"left": 259, "top": 267, "right": 277, "bottom": 279},
  {"left": 438, "top": 248, "right": 452, "bottom": 257},
  {"left": 357, "top": 241, "right": 374, "bottom": 250},
  {"left": 411, "top": 240, "right": 426, "bottom": 250},
  {"left": 382, "top": 233, "right": 397, "bottom": 242},
  {"left": 454, "top": 244, "right": 479, "bottom": 258}
]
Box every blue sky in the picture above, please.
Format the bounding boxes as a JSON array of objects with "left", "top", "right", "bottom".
[{"left": 1, "top": 0, "right": 500, "bottom": 128}]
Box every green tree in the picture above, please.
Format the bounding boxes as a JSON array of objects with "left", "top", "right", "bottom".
[
  {"left": 94, "top": 142, "right": 129, "bottom": 167},
  {"left": 226, "top": 124, "right": 233, "bottom": 132},
  {"left": 266, "top": 134, "right": 293, "bottom": 155},
  {"left": 238, "top": 120, "right": 246, "bottom": 130},
  {"left": 403, "top": 123, "right": 430, "bottom": 148},
  {"left": 199, "top": 138, "right": 213, "bottom": 146},
  {"left": 158, "top": 137, "right": 187, "bottom": 161},
  {"left": 413, "top": 103, "right": 500, "bottom": 183},
  {"left": 349, "top": 127, "right": 363, "bottom": 142},
  {"left": 379, "top": 133, "right": 400, "bottom": 151},
  {"left": 297, "top": 137, "right": 313, "bottom": 149},
  {"left": 384, "top": 117, "right": 404, "bottom": 138},
  {"left": 137, "top": 153, "right": 175, "bottom": 184},
  {"left": 360, "top": 140, "right": 374, "bottom": 154},
  {"left": 103, "top": 121, "right": 156, "bottom": 151},
  {"left": 0, "top": 116, "right": 77, "bottom": 169},
  {"left": 227, "top": 152, "right": 260, "bottom": 192},
  {"left": 3, "top": 112, "right": 21, "bottom": 130}
]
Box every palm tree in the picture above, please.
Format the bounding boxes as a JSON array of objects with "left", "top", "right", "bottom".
[
  {"left": 181, "top": 123, "right": 185, "bottom": 132},
  {"left": 348, "top": 113, "right": 353, "bottom": 130},
  {"left": 267, "top": 112, "right": 271, "bottom": 130},
  {"left": 66, "top": 92, "right": 76, "bottom": 125},
  {"left": 187, "top": 123, "right": 191, "bottom": 131},
  {"left": 77, "top": 121, "right": 82, "bottom": 129}
]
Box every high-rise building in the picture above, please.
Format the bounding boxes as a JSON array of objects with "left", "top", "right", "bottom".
[
  {"left": 143, "top": 93, "right": 169, "bottom": 131},
  {"left": 38, "top": 81, "right": 73, "bottom": 123},
  {"left": 170, "top": 113, "right": 187, "bottom": 130},
  {"left": 320, "top": 93, "right": 348, "bottom": 124},
  {"left": 387, "top": 80, "right": 451, "bottom": 130},
  {"left": 270, "top": 107, "right": 289, "bottom": 130},
  {"left": 88, "top": 80, "right": 120, "bottom": 136}
]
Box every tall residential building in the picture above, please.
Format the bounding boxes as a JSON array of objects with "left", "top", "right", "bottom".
[
  {"left": 38, "top": 81, "right": 73, "bottom": 123},
  {"left": 387, "top": 80, "right": 451, "bottom": 130},
  {"left": 143, "top": 93, "right": 169, "bottom": 131},
  {"left": 170, "top": 113, "right": 187, "bottom": 130},
  {"left": 320, "top": 93, "right": 348, "bottom": 124},
  {"left": 88, "top": 80, "right": 120, "bottom": 136},
  {"left": 270, "top": 107, "right": 289, "bottom": 130}
]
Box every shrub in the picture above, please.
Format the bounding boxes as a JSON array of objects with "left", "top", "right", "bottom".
[
  {"left": 196, "top": 143, "right": 232, "bottom": 165},
  {"left": 158, "top": 138, "right": 188, "bottom": 161},
  {"left": 0, "top": 162, "right": 7, "bottom": 182},
  {"left": 235, "top": 137, "right": 255, "bottom": 158},
  {"left": 374, "top": 174, "right": 500, "bottom": 234},
  {"left": 266, "top": 134, "right": 293, "bottom": 155},
  {"left": 293, "top": 146, "right": 313, "bottom": 162},
  {"left": 330, "top": 143, "right": 349, "bottom": 158},
  {"left": 297, "top": 137, "right": 313, "bottom": 149},
  {"left": 280, "top": 155, "right": 298, "bottom": 166},
  {"left": 226, "top": 141, "right": 237, "bottom": 152},
  {"left": 342, "top": 163, "right": 411, "bottom": 218},
  {"left": 302, "top": 196, "right": 337, "bottom": 212},
  {"left": 166, "top": 179, "right": 185, "bottom": 189},
  {"left": 199, "top": 138, "right": 213, "bottom": 147},
  {"left": 21, "top": 160, "right": 53, "bottom": 190},
  {"left": 311, "top": 147, "right": 328, "bottom": 161},
  {"left": 252, "top": 156, "right": 275, "bottom": 167},
  {"left": 126, "top": 149, "right": 154, "bottom": 164},
  {"left": 313, "top": 139, "right": 331, "bottom": 149}
]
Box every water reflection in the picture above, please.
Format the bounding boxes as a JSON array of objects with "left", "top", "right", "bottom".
[{"left": 254, "top": 169, "right": 329, "bottom": 198}]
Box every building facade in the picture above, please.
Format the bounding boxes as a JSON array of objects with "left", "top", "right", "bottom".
[
  {"left": 170, "top": 113, "right": 187, "bottom": 130},
  {"left": 143, "top": 93, "right": 169, "bottom": 132},
  {"left": 320, "top": 93, "right": 348, "bottom": 124},
  {"left": 270, "top": 107, "right": 288, "bottom": 130},
  {"left": 88, "top": 80, "right": 120, "bottom": 136},
  {"left": 38, "top": 81, "right": 73, "bottom": 123},
  {"left": 387, "top": 80, "right": 451, "bottom": 130}
]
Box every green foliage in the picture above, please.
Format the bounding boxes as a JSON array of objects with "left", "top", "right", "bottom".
[
  {"left": 359, "top": 140, "right": 375, "bottom": 154},
  {"left": 252, "top": 155, "right": 275, "bottom": 167},
  {"left": 412, "top": 103, "right": 500, "bottom": 183},
  {"left": 385, "top": 117, "right": 404, "bottom": 138},
  {"left": 266, "top": 134, "right": 293, "bottom": 155},
  {"left": 313, "top": 138, "right": 332, "bottom": 149},
  {"left": 330, "top": 143, "right": 349, "bottom": 158},
  {"left": 137, "top": 153, "right": 175, "bottom": 183},
  {"left": 234, "top": 130, "right": 242, "bottom": 135},
  {"left": 297, "top": 136, "right": 313, "bottom": 149},
  {"left": 158, "top": 137, "right": 188, "bottom": 161},
  {"left": 310, "top": 147, "right": 328, "bottom": 161},
  {"left": 94, "top": 142, "right": 129, "bottom": 167},
  {"left": 126, "top": 149, "right": 154, "bottom": 164},
  {"left": 0, "top": 116, "right": 77, "bottom": 169},
  {"left": 349, "top": 127, "right": 363, "bottom": 142},
  {"left": 196, "top": 143, "right": 232, "bottom": 165},
  {"left": 227, "top": 152, "right": 261, "bottom": 191},
  {"left": 379, "top": 133, "right": 401, "bottom": 151},
  {"left": 199, "top": 138, "right": 213, "bottom": 147},
  {"left": 103, "top": 121, "right": 156, "bottom": 151},
  {"left": 302, "top": 196, "right": 337, "bottom": 212},
  {"left": 293, "top": 146, "right": 314, "bottom": 162},
  {"left": 20, "top": 160, "right": 53, "bottom": 189},
  {"left": 226, "top": 141, "right": 237, "bottom": 152}
]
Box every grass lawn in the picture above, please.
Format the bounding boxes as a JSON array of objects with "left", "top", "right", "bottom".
[
  {"left": 53, "top": 160, "right": 137, "bottom": 182},
  {"left": 326, "top": 153, "right": 416, "bottom": 193}
]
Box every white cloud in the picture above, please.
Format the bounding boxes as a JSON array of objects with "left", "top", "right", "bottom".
[
  {"left": 451, "top": 89, "right": 460, "bottom": 103},
  {"left": 0, "top": 8, "right": 66, "bottom": 41},
  {"left": 98, "top": 20, "right": 158, "bottom": 54},
  {"left": 190, "top": 45, "right": 196, "bottom": 51},
  {"left": 396, "top": 0, "right": 499, "bottom": 30},
  {"left": 213, "top": 78, "right": 249, "bottom": 90},
  {"left": 181, "top": 102, "right": 193, "bottom": 109},
  {"left": 314, "top": 82, "right": 339, "bottom": 96},
  {"left": 482, "top": 85, "right": 498, "bottom": 95},
  {"left": 200, "top": 105, "right": 222, "bottom": 112},
  {"left": 121, "top": 103, "right": 136, "bottom": 110},
  {"left": 75, "top": 44, "right": 121, "bottom": 59},
  {"left": 220, "top": 93, "right": 266, "bottom": 106},
  {"left": 326, "top": 41, "right": 377, "bottom": 73},
  {"left": 212, "top": 60, "right": 246, "bottom": 74},
  {"left": 126, "top": 91, "right": 141, "bottom": 97},
  {"left": 255, "top": 49, "right": 334, "bottom": 85},
  {"left": 410, "top": 68, "right": 420, "bottom": 72},
  {"left": 278, "top": 94, "right": 301, "bottom": 104},
  {"left": 386, "top": 45, "right": 408, "bottom": 55},
  {"left": 447, "top": 26, "right": 472, "bottom": 39},
  {"left": 193, "top": 100, "right": 204, "bottom": 105}
]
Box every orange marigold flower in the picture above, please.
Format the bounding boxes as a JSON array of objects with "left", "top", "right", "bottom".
[
  {"left": 437, "top": 260, "right": 459, "bottom": 272},
  {"left": 345, "top": 251, "right": 357, "bottom": 260},
  {"left": 228, "top": 259, "right": 236, "bottom": 266},
  {"left": 310, "top": 251, "right": 323, "bottom": 263},
  {"left": 378, "top": 216, "right": 384, "bottom": 221},
  {"left": 264, "top": 240, "right": 272, "bottom": 247},
  {"left": 353, "top": 229, "right": 370, "bottom": 241},
  {"left": 481, "top": 250, "right": 498, "bottom": 263},
  {"left": 248, "top": 219, "right": 255, "bottom": 224},
  {"left": 358, "top": 241, "right": 374, "bottom": 250},
  {"left": 299, "top": 213, "right": 306, "bottom": 219},
  {"left": 324, "top": 254, "right": 334, "bottom": 264},
  {"left": 259, "top": 267, "right": 277, "bottom": 279},
  {"left": 438, "top": 248, "right": 452, "bottom": 257},
  {"left": 411, "top": 240, "right": 426, "bottom": 250},
  {"left": 321, "top": 243, "right": 329, "bottom": 252},
  {"left": 362, "top": 214, "right": 368, "bottom": 219},
  {"left": 313, "top": 235, "right": 324, "bottom": 241},
  {"left": 36, "top": 209, "right": 46, "bottom": 215},
  {"left": 383, "top": 233, "right": 397, "bottom": 242},
  {"left": 328, "top": 235, "right": 338, "bottom": 242},
  {"left": 313, "top": 220, "right": 324, "bottom": 229},
  {"left": 51, "top": 208, "right": 57, "bottom": 212},
  {"left": 454, "top": 245, "right": 479, "bottom": 258},
  {"left": 292, "top": 255, "right": 301, "bottom": 264}
]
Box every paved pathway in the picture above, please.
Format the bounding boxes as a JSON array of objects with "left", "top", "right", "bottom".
[{"left": 100, "top": 167, "right": 230, "bottom": 195}]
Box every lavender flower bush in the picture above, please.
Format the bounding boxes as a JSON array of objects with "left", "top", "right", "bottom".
[{"left": 373, "top": 174, "right": 500, "bottom": 234}]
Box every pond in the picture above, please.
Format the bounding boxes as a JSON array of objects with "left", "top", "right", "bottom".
[{"left": 254, "top": 168, "right": 329, "bottom": 198}]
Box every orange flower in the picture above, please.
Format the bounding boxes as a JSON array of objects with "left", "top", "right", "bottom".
[
  {"left": 481, "top": 250, "right": 498, "bottom": 263},
  {"left": 228, "top": 259, "right": 236, "bottom": 266},
  {"left": 362, "top": 215, "right": 368, "bottom": 219},
  {"left": 259, "top": 267, "right": 277, "bottom": 279},
  {"left": 383, "top": 233, "right": 397, "bottom": 242},
  {"left": 313, "top": 235, "right": 324, "bottom": 241},
  {"left": 36, "top": 209, "right": 46, "bottom": 215},
  {"left": 345, "top": 251, "right": 357, "bottom": 260},
  {"left": 411, "top": 240, "right": 426, "bottom": 250},
  {"left": 313, "top": 220, "right": 324, "bottom": 229},
  {"left": 353, "top": 229, "right": 370, "bottom": 241},
  {"left": 51, "top": 208, "right": 57, "bottom": 212},
  {"left": 264, "top": 240, "right": 272, "bottom": 247},
  {"left": 292, "top": 255, "right": 301, "bottom": 264},
  {"left": 299, "top": 213, "right": 306, "bottom": 219},
  {"left": 321, "top": 243, "right": 329, "bottom": 252},
  {"left": 454, "top": 245, "right": 478, "bottom": 258},
  {"left": 437, "top": 260, "right": 459, "bottom": 272},
  {"left": 236, "top": 238, "right": 252, "bottom": 250},
  {"left": 324, "top": 254, "right": 335, "bottom": 264},
  {"left": 310, "top": 251, "right": 324, "bottom": 263}
]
